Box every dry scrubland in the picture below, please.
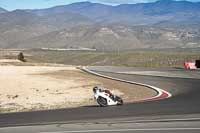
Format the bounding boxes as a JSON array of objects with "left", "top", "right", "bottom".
[
  {"left": 1, "top": 49, "right": 200, "bottom": 68},
  {"left": 16, "top": 49, "right": 200, "bottom": 68},
  {"left": 0, "top": 58, "right": 156, "bottom": 113}
]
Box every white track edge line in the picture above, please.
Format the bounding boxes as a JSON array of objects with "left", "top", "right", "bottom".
[
  {"left": 40, "top": 128, "right": 200, "bottom": 133},
  {"left": 82, "top": 66, "right": 172, "bottom": 101}
]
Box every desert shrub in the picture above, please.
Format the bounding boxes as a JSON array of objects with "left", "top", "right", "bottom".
[{"left": 18, "top": 52, "right": 26, "bottom": 62}]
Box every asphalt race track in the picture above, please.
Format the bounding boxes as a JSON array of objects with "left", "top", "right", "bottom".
[
  {"left": 0, "top": 66, "right": 200, "bottom": 133},
  {"left": 86, "top": 66, "right": 200, "bottom": 115}
]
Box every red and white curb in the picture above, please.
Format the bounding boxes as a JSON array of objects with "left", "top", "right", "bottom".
[{"left": 82, "top": 66, "right": 172, "bottom": 102}]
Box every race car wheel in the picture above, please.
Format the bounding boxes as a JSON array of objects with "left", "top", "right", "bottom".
[{"left": 97, "top": 96, "right": 108, "bottom": 107}]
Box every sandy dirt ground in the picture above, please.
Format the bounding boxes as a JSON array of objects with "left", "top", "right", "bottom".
[{"left": 0, "top": 60, "right": 156, "bottom": 113}]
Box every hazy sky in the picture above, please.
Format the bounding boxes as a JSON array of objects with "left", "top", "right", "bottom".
[{"left": 0, "top": 0, "right": 200, "bottom": 11}]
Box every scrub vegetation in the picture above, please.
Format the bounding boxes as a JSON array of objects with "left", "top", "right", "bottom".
[{"left": 23, "top": 48, "right": 200, "bottom": 68}]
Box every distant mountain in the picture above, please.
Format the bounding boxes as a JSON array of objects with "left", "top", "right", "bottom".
[
  {"left": 0, "top": 10, "right": 48, "bottom": 48},
  {"left": 13, "top": 25, "right": 200, "bottom": 50},
  {"left": 29, "top": 2, "right": 114, "bottom": 24},
  {"left": 29, "top": 0, "right": 200, "bottom": 26},
  {"left": 15, "top": 25, "right": 142, "bottom": 50},
  {"left": 0, "top": 0, "right": 200, "bottom": 49},
  {"left": 0, "top": 7, "right": 7, "bottom": 13},
  {"left": 0, "top": 9, "right": 93, "bottom": 48}
]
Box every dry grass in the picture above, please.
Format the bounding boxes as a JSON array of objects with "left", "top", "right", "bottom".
[
  {"left": 1, "top": 49, "right": 200, "bottom": 68},
  {"left": 15, "top": 48, "right": 200, "bottom": 68}
]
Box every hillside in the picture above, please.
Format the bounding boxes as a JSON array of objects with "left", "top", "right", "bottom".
[
  {"left": 0, "top": 10, "right": 93, "bottom": 48},
  {"left": 29, "top": 0, "right": 200, "bottom": 26},
  {"left": 0, "top": 7, "right": 7, "bottom": 13},
  {"left": 16, "top": 25, "right": 200, "bottom": 50},
  {"left": 0, "top": 0, "right": 200, "bottom": 49}
]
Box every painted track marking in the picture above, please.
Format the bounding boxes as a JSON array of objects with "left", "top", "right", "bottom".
[
  {"left": 40, "top": 128, "right": 200, "bottom": 133},
  {"left": 82, "top": 66, "right": 172, "bottom": 102}
]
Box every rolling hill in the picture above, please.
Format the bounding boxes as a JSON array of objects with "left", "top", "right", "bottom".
[
  {"left": 0, "top": 7, "right": 7, "bottom": 13},
  {"left": 0, "top": 0, "right": 200, "bottom": 49},
  {"left": 29, "top": 0, "right": 200, "bottom": 26}
]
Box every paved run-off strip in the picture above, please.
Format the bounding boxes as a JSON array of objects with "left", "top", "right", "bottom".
[
  {"left": 40, "top": 128, "right": 200, "bottom": 133},
  {"left": 81, "top": 66, "right": 172, "bottom": 102}
]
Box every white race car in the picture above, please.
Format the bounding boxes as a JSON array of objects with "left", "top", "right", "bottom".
[{"left": 93, "top": 86, "right": 123, "bottom": 107}]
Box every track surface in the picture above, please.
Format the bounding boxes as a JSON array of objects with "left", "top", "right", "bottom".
[
  {"left": 1, "top": 116, "right": 200, "bottom": 133},
  {"left": 0, "top": 66, "right": 200, "bottom": 132},
  {"left": 86, "top": 66, "right": 200, "bottom": 114}
]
